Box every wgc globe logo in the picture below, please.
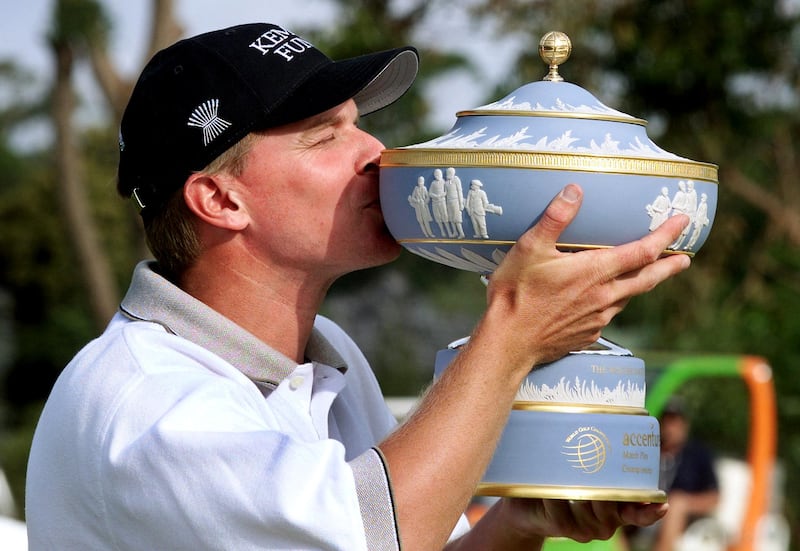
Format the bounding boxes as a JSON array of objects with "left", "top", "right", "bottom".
[{"left": 562, "top": 426, "right": 610, "bottom": 474}]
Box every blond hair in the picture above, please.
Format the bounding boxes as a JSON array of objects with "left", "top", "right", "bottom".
[{"left": 144, "top": 131, "right": 265, "bottom": 279}]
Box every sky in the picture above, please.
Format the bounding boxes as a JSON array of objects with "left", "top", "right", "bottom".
[{"left": 1, "top": 0, "right": 521, "bottom": 148}]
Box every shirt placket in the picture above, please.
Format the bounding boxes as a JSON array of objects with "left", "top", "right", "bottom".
[{"left": 309, "top": 363, "right": 346, "bottom": 440}]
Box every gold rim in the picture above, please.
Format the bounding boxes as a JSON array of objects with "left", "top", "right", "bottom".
[
  {"left": 398, "top": 239, "right": 695, "bottom": 258},
  {"left": 455, "top": 109, "right": 648, "bottom": 126},
  {"left": 381, "top": 148, "right": 718, "bottom": 183},
  {"left": 511, "top": 402, "right": 650, "bottom": 415},
  {"left": 475, "top": 483, "right": 667, "bottom": 503}
]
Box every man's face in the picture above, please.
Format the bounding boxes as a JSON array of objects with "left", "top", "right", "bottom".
[{"left": 234, "top": 99, "right": 401, "bottom": 279}]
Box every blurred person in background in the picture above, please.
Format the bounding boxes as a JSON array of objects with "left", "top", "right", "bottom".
[
  {"left": 654, "top": 398, "right": 720, "bottom": 551},
  {"left": 624, "top": 397, "right": 719, "bottom": 551}
]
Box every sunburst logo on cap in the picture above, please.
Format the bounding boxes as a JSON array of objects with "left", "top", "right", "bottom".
[{"left": 187, "top": 99, "right": 231, "bottom": 146}]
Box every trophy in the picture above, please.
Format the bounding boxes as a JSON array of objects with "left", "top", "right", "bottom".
[{"left": 379, "top": 32, "right": 717, "bottom": 502}]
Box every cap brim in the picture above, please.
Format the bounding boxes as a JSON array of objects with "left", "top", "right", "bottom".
[
  {"left": 271, "top": 46, "right": 418, "bottom": 126},
  {"left": 350, "top": 47, "right": 419, "bottom": 115}
]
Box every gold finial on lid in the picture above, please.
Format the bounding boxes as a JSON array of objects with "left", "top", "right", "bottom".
[{"left": 539, "top": 31, "right": 572, "bottom": 82}]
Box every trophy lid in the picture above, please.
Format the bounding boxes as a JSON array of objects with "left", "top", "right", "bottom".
[
  {"left": 403, "top": 31, "right": 693, "bottom": 163},
  {"left": 461, "top": 31, "right": 643, "bottom": 124}
]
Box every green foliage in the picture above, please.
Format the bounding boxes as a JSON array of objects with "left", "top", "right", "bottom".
[
  {"left": 50, "top": 0, "right": 110, "bottom": 47},
  {"left": 0, "top": 62, "right": 48, "bottom": 133},
  {"left": 0, "top": 403, "right": 42, "bottom": 518}
]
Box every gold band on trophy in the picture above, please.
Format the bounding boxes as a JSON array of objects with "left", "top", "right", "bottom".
[
  {"left": 475, "top": 483, "right": 667, "bottom": 503},
  {"left": 381, "top": 148, "right": 718, "bottom": 183},
  {"left": 511, "top": 402, "right": 650, "bottom": 415}
]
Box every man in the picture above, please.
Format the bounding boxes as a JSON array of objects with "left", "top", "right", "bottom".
[
  {"left": 653, "top": 399, "right": 720, "bottom": 551},
  {"left": 622, "top": 398, "right": 719, "bottom": 551},
  {"left": 26, "top": 23, "right": 691, "bottom": 550}
]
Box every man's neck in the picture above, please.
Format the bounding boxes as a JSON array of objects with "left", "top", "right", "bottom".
[{"left": 180, "top": 255, "right": 331, "bottom": 364}]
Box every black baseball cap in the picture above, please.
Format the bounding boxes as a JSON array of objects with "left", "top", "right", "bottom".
[{"left": 117, "top": 23, "right": 418, "bottom": 217}]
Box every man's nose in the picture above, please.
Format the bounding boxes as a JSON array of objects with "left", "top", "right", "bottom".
[{"left": 359, "top": 130, "right": 385, "bottom": 174}]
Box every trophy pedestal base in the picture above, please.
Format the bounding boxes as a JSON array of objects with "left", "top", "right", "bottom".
[
  {"left": 478, "top": 408, "right": 664, "bottom": 503},
  {"left": 475, "top": 483, "right": 667, "bottom": 503},
  {"left": 436, "top": 337, "right": 666, "bottom": 505}
]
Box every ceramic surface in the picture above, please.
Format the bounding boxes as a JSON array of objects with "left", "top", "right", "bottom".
[
  {"left": 435, "top": 334, "right": 662, "bottom": 501},
  {"left": 436, "top": 340, "right": 647, "bottom": 408},
  {"left": 476, "top": 408, "right": 664, "bottom": 502},
  {"left": 380, "top": 50, "right": 717, "bottom": 273}
]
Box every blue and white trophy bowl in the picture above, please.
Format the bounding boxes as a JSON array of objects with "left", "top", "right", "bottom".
[
  {"left": 380, "top": 31, "right": 717, "bottom": 274},
  {"left": 380, "top": 32, "right": 718, "bottom": 502}
]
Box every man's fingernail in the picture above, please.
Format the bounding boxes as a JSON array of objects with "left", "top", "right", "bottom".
[{"left": 560, "top": 184, "right": 580, "bottom": 203}]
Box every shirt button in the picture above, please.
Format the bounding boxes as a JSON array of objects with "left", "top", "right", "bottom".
[{"left": 289, "top": 376, "right": 305, "bottom": 390}]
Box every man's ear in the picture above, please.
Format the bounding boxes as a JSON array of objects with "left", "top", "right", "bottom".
[{"left": 183, "top": 173, "right": 248, "bottom": 231}]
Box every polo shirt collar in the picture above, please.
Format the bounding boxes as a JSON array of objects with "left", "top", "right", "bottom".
[{"left": 119, "top": 261, "right": 347, "bottom": 388}]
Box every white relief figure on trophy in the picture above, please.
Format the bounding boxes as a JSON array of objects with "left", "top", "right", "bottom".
[
  {"left": 646, "top": 187, "right": 672, "bottom": 231},
  {"left": 444, "top": 167, "right": 466, "bottom": 238},
  {"left": 465, "top": 179, "right": 504, "bottom": 239},
  {"left": 669, "top": 180, "right": 697, "bottom": 249},
  {"left": 685, "top": 192, "right": 710, "bottom": 250},
  {"left": 408, "top": 176, "right": 434, "bottom": 237},
  {"left": 645, "top": 180, "right": 704, "bottom": 250},
  {"left": 676, "top": 180, "right": 698, "bottom": 247},
  {"left": 428, "top": 168, "right": 449, "bottom": 237}
]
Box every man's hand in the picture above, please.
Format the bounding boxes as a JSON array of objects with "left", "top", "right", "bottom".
[
  {"left": 481, "top": 183, "right": 691, "bottom": 370},
  {"left": 450, "top": 498, "right": 668, "bottom": 550},
  {"left": 501, "top": 498, "right": 669, "bottom": 544}
]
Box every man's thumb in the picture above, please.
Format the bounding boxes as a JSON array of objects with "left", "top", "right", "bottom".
[{"left": 524, "top": 184, "right": 583, "bottom": 246}]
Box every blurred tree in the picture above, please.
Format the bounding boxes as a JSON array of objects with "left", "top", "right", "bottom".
[
  {"left": 47, "top": 0, "right": 184, "bottom": 333},
  {"left": 0, "top": 0, "right": 185, "bottom": 515},
  {"left": 50, "top": 0, "right": 119, "bottom": 329}
]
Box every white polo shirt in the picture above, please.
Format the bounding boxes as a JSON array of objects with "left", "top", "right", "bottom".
[{"left": 26, "top": 261, "right": 469, "bottom": 550}]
